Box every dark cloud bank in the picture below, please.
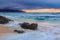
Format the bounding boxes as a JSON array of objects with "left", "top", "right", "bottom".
[{"left": 0, "top": 0, "right": 60, "bottom": 10}]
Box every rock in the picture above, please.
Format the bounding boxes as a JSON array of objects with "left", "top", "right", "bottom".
[
  {"left": 30, "top": 23, "right": 38, "bottom": 30},
  {"left": 20, "top": 22, "right": 38, "bottom": 30},
  {"left": 14, "top": 30, "right": 24, "bottom": 33},
  {"left": 0, "top": 16, "right": 12, "bottom": 24},
  {"left": 20, "top": 22, "right": 30, "bottom": 29}
]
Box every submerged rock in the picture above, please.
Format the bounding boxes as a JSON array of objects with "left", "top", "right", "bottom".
[
  {"left": 0, "top": 16, "right": 12, "bottom": 24},
  {"left": 14, "top": 30, "right": 24, "bottom": 33},
  {"left": 20, "top": 22, "right": 38, "bottom": 30}
]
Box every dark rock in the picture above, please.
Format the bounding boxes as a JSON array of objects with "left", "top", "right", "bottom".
[
  {"left": 14, "top": 30, "right": 24, "bottom": 33},
  {"left": 0, "top": 16, "right": 12, "bottom": 24},
  {"left": 20, "top": 22, "right": 38, "bottom": 30},
  {"left": 30, "top": 23, "right": 38, "bottom": 30},
  {"left": 20, "top": 22, "right": 30, "bottom": 29},
  {"left": 14, "top": 30, "right": 18, "bottom": 32}
]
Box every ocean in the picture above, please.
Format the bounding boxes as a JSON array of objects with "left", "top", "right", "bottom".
[{"left": 0, "top": 12, "right": 60, "bottom": 24}]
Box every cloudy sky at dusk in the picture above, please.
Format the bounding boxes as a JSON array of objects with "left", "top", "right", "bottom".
[{"left": 0, "top": 0, "right": 60, "bottom": 10}]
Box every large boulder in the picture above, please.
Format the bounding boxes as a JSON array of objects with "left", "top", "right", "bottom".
[
  {"left": 0, "top": 16, "right": 12, "bottom": 24},
  {"left": 20, "top": 22, "right": 38, "bottom": 30}
]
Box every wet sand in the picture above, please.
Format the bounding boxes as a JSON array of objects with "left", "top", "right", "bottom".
[{"left": 0, "top": 26, "right": 14, "bottom": 34}]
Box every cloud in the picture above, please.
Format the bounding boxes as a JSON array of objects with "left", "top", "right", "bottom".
[{"left": 0, "top": 0, "right": 60, "bottom": 9}]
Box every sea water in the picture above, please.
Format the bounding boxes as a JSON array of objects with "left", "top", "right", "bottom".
[
  {"left": 0, "top": 12, "right": 60, "bottom": 23},
  {"left": 0, "top": 12, "right": 60, "bottom": 30}
]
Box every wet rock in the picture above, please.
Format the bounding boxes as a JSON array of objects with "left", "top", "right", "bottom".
[
  {"left": 20, "top": 22, "right": 38, "bottom": 30},
  {"left": 20, "top": 22, "right": 30, "bottom": 29},
  {"left": 0, "top": 16, "right": 12, "bottom": 24},
  {"left": 14, "top": 30, "right": 24, "bottom": 33},
  {"left": 30, "top": 23, "right": 38, "bottom": 30}
]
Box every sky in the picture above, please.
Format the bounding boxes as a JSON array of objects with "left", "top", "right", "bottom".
[
  {"left": 23, "top": 8, "right": 60, "bottom": 12},
  {"left": 0, "top": 0, "right": 60, "bottom": 10}
]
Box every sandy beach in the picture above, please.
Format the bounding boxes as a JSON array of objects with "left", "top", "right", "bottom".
[{"left": 0, "top": 26, "right": 14, "bottom": 34}]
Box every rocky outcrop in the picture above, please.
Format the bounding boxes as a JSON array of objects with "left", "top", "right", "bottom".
[
  {"left": 0, "top": 16, "right": 12, "bottom": 24},
  {"left": 20, "top": 22, "right": 38, "bottom": 30}
]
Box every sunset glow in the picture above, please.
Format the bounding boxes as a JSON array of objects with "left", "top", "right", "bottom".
[{"left": 23, "top": 8, "right": 60, "bottom": 12}]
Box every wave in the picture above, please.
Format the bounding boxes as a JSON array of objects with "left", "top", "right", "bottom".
[{"left": 0, "top": 12, "right": 60, "bottom": 23}]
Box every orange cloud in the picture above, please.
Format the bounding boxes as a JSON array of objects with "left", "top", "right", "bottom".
[{"left": 22, "top": 8, "right": 60, "bottom": 12}]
